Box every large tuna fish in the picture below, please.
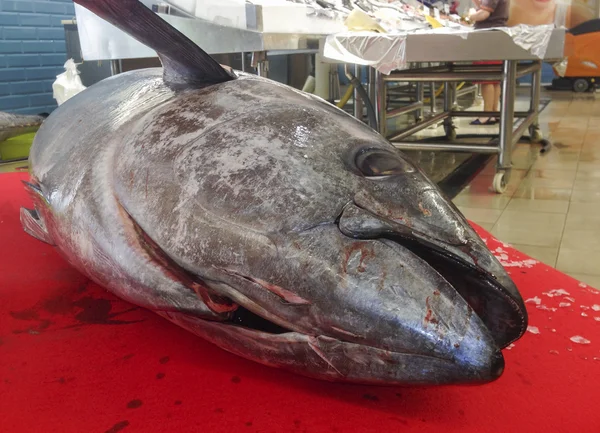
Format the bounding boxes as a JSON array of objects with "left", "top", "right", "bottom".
[{"left": 21, "top": 0, "right": 527, "bottom": 385}]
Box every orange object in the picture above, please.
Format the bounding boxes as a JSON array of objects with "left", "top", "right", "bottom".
[{"left": 552, "top": 19, "right": 600, "bottom": 92}]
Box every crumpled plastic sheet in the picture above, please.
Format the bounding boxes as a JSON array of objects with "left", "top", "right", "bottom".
[
  {"left": 497, "top": 24, "right": 555, "bottom": 59},
  {"left": 324, "top": 24, "right": 559, "bottom": 74}
]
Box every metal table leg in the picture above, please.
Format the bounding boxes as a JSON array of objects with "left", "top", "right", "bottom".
[
  {"left": 430, "top": 81, "right": 437, "bottom": 114},
  {"left": 375, "top": 70, "right": 386, "bottom": 137},
  {"left": 494, "top": 60, "right": 517, "bottom": 193},
  {"left": 443, "top": 82, "right": 456, "bottom": 140},
  {"left": 353, "top": 64, "right": 363, "bottom": 122},
  {"left": 528, "top": 60, "right": 543, "bottom": 143}
]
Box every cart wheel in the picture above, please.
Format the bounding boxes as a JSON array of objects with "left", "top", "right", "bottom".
[
  {"left": 492, "top": 172, "right": 508, "bottom": 194},
  {"left": 540, "top": 138, "right": 552, "bottom": 154},
  {"left": 529, "top": 125, "right": 543, "bottom": 143},
  {"left": 573, "top": 78, "right": 590, "bottom": 93},
  {"left": 444, "top": 124, "right": 457, "bottom": 140}
]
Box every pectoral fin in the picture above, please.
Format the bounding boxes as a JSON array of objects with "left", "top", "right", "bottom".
[{"left": 20, "top": 207, "right": 55, "bottom": 246}]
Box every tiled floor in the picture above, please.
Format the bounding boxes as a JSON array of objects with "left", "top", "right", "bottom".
[{"left": 454, "top": 89, "right": 600, "bottom": 288}]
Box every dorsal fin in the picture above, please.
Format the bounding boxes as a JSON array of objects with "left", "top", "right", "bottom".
[{"left": 73, "top": 0, "right": 236, "bottom": 88}]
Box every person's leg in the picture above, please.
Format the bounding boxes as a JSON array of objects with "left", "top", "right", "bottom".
[
  {"left": 493, "top": 83, "right": 501, "bottom": 112},
  {"left": 478, "top": 83, "right": 495, "bottom": 123}
]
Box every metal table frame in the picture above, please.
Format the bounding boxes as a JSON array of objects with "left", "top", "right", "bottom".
[{"left": 370, "top": 60, "right": 545, "bottom": 193}]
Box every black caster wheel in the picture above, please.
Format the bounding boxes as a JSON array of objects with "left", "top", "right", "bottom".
[
  {"left": 444, "top": 124, "right": 457, "bottom": 141},
  {"left": 529, "top": 125, "right": 543, "bottom": 143},
  {"left": 540, "top": 138, "right": 552, "bottom": 154}
]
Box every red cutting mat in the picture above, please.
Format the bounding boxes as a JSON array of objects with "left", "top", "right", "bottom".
[{"left": 1, "top": 172, "right": 599, "bottom": 433}]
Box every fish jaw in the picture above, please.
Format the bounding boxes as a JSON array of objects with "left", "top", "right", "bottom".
[{"left": 158, "top": 310, "right": 504, "bottom": 386}]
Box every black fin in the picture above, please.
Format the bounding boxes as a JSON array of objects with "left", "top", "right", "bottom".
[{"left": 73, "top": 0, "right": 236, "bottom": 88}]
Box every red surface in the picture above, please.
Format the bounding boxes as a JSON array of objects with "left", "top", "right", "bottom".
[{"left": 1, "top": 171, "right": 599, "bottom": 433}]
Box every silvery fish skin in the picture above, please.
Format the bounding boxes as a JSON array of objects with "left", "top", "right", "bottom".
[
  {"left": 0, "top": 111, "right": 46, "bottom": 143},
  {"left": 21, "top": 0, "right": 527, "bottom": 386}
]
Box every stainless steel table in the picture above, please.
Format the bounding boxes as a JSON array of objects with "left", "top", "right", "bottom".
[{"left": 324, "top": 27, "right": 566, "bottom": 193}]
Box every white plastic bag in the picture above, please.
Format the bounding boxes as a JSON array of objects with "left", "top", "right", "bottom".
[{"left": 52, "top": 59, "right": 87, "bottom": 106}]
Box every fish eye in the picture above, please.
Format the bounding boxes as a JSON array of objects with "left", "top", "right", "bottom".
[{"left": 355, "top": 148, "right": 411, "bottom": 178}]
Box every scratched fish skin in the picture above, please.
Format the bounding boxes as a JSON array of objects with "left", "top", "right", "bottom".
[
  {"left": 21, "top": 0, "right": 527, "bottom": 386},
  {"left": 0, "top": 111, "right": 46, "bottom": 143}
]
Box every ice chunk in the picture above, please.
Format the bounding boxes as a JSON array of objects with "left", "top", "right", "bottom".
[
  {"left": 565, "top": 297, "right": 575, "bottom": 302},
  {"left": 536, "top": 305, "right": 557, "bottom": 312},
  {"left": 579, "top": 282, "right": 588, "bottom": 288},
  {"left": 525, "top": 296, "right": 542, "bottom": 305},
  {"left": 543, "top": 289, "right": 570, "bottom": 298},
  {"left": 559, "top": 302, "right": 571, "bottom": 307},
  {"left": 592, "top": 305, "right": 600, "bottom": 311},
  {"left": 570, "top": 335, "right": 591, "bottom": 344},
  {"left": 549, "top": 350, "right": 559, "bottom": 355},
  {"left": 551, "top": 329, "right": 556, "bottom": 332},
  {"left": 506, "top": 343, "right": 516, "bottom": 350},
  {"left": 527, "top": 326, "right": 540, "bottom": 334},
  {"left": 582, "top": 312, "right": 589, "bottom": 317},
  {"left": 580, "top": 305, "right": 590, "bottom": 310}
]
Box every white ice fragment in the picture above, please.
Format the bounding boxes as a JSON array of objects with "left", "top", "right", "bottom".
[
  {"left": 565, "top": 297, "right": 575, "bottom": 302},
  {"left": 506, "top": 343, "right": 516, "bottom": 350},
  {"left": 494, "top": 247, "right": 507, "bottom": 254},
  {"left": 567, "top": 347, "right": 573, "bottom": 352},
  {"left": 536, "top": 305, "right": 557, "bottom": 312},
  {"left": 580, "top": 305, "right": 590, "bottom": 310},
  {"left": 525, "top": 296, "right": 542, "bottom": 305},
  {"left": 592, "top": 305, "right": 600, "bottom": 311},
  {"left": 498, "top": 257, "right": 538, "bottom": 268},
  {"left": 559, "top": 302, "right": 571, "bottom": 308},
  {"left": 543, "top": 289, "right": 571, "bottom": 298},
  {"left": 582, "top": 312, "right": 589, "bottom": 317},
  {"left": 570, "top": 335, "right": 591, "bottom": 345},
  {"left": 549, "top": 350, "right": 559, "bottom": 355},
  {"left": 303, "top": 154, "right": 308, "bottom": 159},
  {"left": 551, "top": 329, "right": 556, "bottom": 332},
  {"left": 595, "top": 317, "right": 600, "bottom": 322},
  {"left": 579, "top": 282, "right": 588, "bottom": 288},
  {"left": 527, "top": 326, "right": 540, "bottom": 335}
]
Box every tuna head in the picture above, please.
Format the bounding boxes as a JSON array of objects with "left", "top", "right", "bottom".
[
  {"left": 71, "top": 0, "right": 526, "bottom": 386},
  {"left": 114, "top": 76, "right": 527, "bottom": 386}
]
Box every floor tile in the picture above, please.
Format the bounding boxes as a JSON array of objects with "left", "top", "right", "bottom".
[
  {"left": 556, "top": 248, "right": 600, "bottom": 275},
  {"left": 565, "top": 212, "right": 600, "bottom": 230},
  {"left": 576, "top": 161, "right": 600, "bottom": 172},
  {"left": 568, "top": 201, "right": 600, "bottom": 215},
  {"left": 453, "top": 193, "right": 511, "bottom": 210},
  {"left": 570, "top": 190, "right": 600, "bottom": 203},
  {"left": 491, "top": 210, "right": 565, "bottom": 248},
  {"left": 565, "top": 273, "right": 600, "bottom": 290},
  {"left": 560, "top": 228, "right": 600, "bottom": 252},
  {"left": 505, "top": 198, "right": 569, "bottom": 214},
  {"left": 520, "top": 170, "right": 576, "bottom": 189},
  {"left": 512, "top": 185, "right": 572, "bottom": 201},
  {"left": 510, "top": 244, "right": 559, "bottom": 266},
  {"left": 457, "top": 207, "right": 503, "bottom": 224}
]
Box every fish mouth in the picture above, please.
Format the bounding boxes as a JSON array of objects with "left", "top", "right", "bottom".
[{"left": 337, "top": 202, "right": 527, "bottom": 350}]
